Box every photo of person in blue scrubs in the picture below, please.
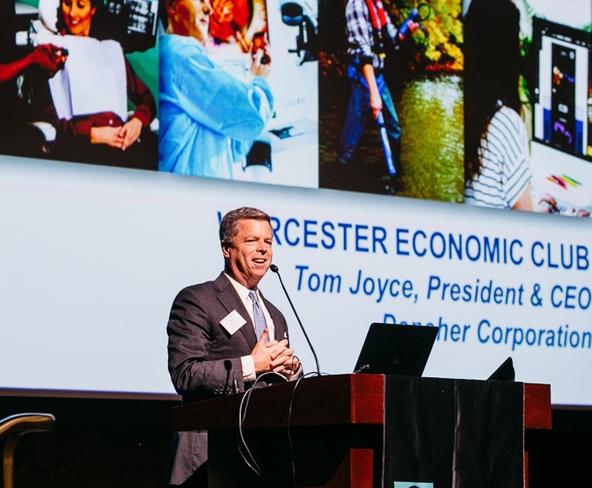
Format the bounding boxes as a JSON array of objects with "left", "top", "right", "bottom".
[{"left": 159, "top": 0, "right": 274, "bottom": 180}]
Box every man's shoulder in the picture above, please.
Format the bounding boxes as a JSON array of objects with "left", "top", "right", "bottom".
[
  {"left": 178, "top": 280, "right": 215, "bottom": 295},
  {"left": 175, "top": 274, "right": 228, "bottom": 300}
]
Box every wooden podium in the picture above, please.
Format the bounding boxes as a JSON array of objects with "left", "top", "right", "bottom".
[{"left": 172, "top": 374, "right": 551, "bottom": 488}]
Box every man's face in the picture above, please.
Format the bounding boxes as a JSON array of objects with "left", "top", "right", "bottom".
[
  {"left": 223, "top": 219, "right": 273, "bottom": 289},
  {"left": 167, "top": 0, "right": 212, "bottom": 45}
]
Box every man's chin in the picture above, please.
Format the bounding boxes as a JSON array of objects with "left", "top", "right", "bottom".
[{"left": 251, "top": 266, "right": 270, "bottom": 280}]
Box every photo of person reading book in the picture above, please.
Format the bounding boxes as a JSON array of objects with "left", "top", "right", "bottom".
[{"left": 27, "top": 0, "right": 157, "bottom": 169}]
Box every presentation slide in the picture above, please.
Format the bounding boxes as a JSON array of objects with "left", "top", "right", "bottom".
[
  {"left": 0, "top": 158, "right": 590, "bottom": 405},
  {"left": 0, "top": 1, "right": 590, "bottom": 406}
]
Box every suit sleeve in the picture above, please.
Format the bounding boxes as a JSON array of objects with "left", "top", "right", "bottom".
[{"left": 167, "top": 287, "right": 245, "bottom": 398}]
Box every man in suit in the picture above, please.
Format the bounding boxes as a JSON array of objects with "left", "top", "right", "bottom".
[{"left": 167, "top": 206, "right": 300, "bottom": 487}]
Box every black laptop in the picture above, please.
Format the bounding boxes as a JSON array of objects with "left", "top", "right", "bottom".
[{"left": 353, "top": 323, "right": 438, "bottom": 376}]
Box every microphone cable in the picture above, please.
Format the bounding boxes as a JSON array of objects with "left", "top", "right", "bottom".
[
  {"left": 286, "top": 370, "right": 325, "bottom": 488},
  {"left": 237, "top": 366, "right": 329, "bottom": 486},
  {"left": 238, "top": 263, "right": 325, "bottom": 483},
  {"left": 237, "top": 371, "right": 288, "bottom": 477},
  {"left": 270, "top": 263, "right": 327, "bottom": 485}
]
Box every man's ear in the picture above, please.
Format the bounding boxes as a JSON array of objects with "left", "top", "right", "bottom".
[{"left": 221, "top": 242, "right": 231, "bottom": 259}]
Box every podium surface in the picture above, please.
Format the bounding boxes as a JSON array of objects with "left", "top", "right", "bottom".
[{"left": 172, "top": 374, "right": 551, "bottom": 487}]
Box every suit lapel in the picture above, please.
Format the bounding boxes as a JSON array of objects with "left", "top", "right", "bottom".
[
  {"left": 261, "top": 292, "right": 288, "bottom": 342},
  {"left": 214, "top": 272, "right": 258, "bottom": 349}
]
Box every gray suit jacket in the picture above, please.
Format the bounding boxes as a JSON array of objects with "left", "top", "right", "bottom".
[{"left": 167, "top": 272, "right": 289, "bottom": 485}]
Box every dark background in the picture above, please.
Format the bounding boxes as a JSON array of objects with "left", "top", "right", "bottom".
[{"left": 0, "top": 395, "right": 589, "bottom": 487}]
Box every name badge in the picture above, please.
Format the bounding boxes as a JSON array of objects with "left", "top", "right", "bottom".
[{"left": 220, "top": 310, "right": 247, "bottom": 335}]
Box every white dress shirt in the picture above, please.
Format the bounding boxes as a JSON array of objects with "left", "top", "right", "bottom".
[{"left": 225, "top": 273, "right": 275, "bottom": 381}]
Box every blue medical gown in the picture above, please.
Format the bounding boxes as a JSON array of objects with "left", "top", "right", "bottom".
[{"left": 159, "top": 34, "right": 274, "bottom": 178}]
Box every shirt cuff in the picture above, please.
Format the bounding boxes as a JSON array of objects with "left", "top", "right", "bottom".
[
  {"left": 73, "top": 118, "right": 95, "bottom": 138},
  {"left": 241, "top": 355, "right": 256, "bottom": 382},
  {"left": 131, "top": 108, "right": 150, "bottom": 128},
  {"left": 288, "top": 363, "right": 303, "bottom": 382}
]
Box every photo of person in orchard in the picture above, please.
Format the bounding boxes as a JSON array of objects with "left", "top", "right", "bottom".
[
  {"left": 0, "top": 0, "right": 159, "bottom": 170},
  {"left": 318, "top": 0, "right": 464, "bottom": 201}
]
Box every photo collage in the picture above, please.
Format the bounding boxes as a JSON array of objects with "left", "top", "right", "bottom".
[{"left": 1, "top": 0, "right": 590, "bottom": 216}]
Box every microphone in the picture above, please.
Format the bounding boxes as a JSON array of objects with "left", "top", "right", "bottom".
[
  {"left": 270, "top": 264, "right": 321, "bottom": 375},
  {"left": 224, "top": 359, "right": 239, "bottom": 394}
]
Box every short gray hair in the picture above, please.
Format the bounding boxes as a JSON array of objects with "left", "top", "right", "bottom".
[{"left": 219, "top": 207, "right": 271, "bottom": 245}]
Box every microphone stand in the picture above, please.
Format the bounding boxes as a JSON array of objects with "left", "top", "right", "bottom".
[{"left": 270, "top": 264, "right": 321, "bottom": 376}]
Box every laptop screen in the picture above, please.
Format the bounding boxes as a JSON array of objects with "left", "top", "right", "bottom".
[{"left": 354, "top": 323, "right": 438, "bottom": 376}]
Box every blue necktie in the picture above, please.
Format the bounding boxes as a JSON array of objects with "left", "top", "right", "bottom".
[{"left": 249, "top": 290, "right": 267, "bottom": 339}]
